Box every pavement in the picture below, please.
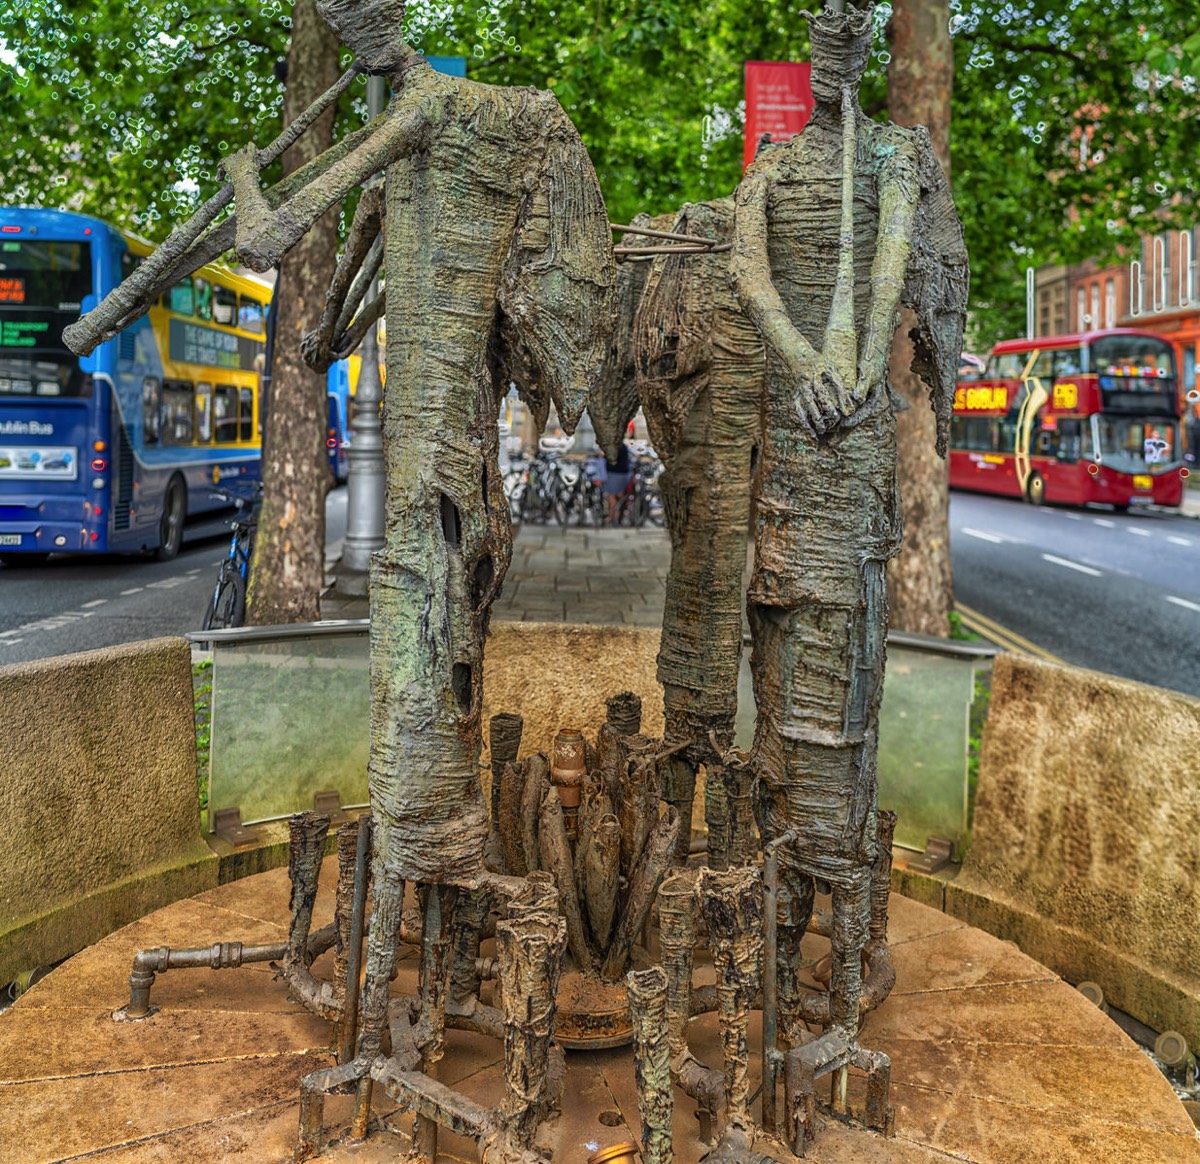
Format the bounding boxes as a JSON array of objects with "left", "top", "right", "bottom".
[{"left": 322, "top": 522, "right": 671, "bottom": 625}]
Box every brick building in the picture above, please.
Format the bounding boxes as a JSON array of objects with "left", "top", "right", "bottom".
[{"left": 1034, "top": 225, "right": 1200, "bottom": 393}]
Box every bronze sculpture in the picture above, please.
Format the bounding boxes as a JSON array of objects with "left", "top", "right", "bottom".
[{"left": 728, "top": 1, "right": 967, "bottom": 1148}]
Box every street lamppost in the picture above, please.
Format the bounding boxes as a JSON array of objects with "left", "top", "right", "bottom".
[{"left": 338, "top": 74, "right": 387, "bottom": 596}]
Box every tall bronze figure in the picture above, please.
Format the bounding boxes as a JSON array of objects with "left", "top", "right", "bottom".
[{"left": 729, "top": 2, "right": 967, "bottom": 1149}]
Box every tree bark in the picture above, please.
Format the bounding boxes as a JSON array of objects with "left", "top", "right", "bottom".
[
  {"left": 246, "top": 0, "right": 340, "bottom": 624},
  {"left": 887, "top": 0, "right": 956, "bottom": 636}
]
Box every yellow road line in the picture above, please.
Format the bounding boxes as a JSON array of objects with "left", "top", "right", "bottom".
[{"left": 955, "top": 602, "right": 1066, "bottom": 665}]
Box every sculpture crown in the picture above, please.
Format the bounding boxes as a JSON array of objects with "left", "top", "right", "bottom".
[
  {"left": 314, "top": 0, "right": 410, "bottom": 72},
  {"left": 806, "top": 2, "right": 874, "bottom": 95}
]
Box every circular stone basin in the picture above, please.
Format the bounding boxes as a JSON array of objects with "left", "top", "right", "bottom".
[{"left": 1, "top": 865, "right": 1197, "bottom": 1164}]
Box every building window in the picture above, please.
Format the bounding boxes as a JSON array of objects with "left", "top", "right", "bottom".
[
  {"left": 1090, "top": 284, "right": 1100, "bottom": 332},
  {"left": 1076, "top": 287, "right": 1087, "bottom": 331},
  {"left": 1153, "top": 235, "right": 1167, "bottom": 311},
  {"left": 1105, "top": 278, "right": 1116, "bottom": 327},
  {"left": 1130, "top": 260, "right": 1144, "bottom": 316},
  {"left": 1182, "top": 230, "right": 1195, "bottom": 306}
]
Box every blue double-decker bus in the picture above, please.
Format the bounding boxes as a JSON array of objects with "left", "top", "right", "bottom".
[{"left": 0, "top": 207, "right": 270, "bottom": 563}]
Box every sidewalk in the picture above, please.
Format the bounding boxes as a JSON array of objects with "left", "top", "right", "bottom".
[{"left": 321, "top": 522, "right": 670, "bottom": 624}]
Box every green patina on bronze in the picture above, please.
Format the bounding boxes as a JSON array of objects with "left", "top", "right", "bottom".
[
  {"left": 632, "top": 197, "right": 765, "bottom": 869},
  {"left": 728, "top": 1, "right": 966, "bottom": 1044}
]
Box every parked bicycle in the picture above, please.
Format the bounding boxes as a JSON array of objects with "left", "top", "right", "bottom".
[
  {"left": 201, "top": 484, "right": 262, "bottom": 630},
  {"left": 613, "top": 453, "right": 666, "bottom": 528}
]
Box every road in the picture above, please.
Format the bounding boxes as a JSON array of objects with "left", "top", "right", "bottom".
[
  {"left": 950, "top": 491, "right": 1200, "bottom": 697},
  {"left": 3, "top": 484, "right": 1198, "bottom": 700},
  {"left": 0, "top": 487, "right": 348, "bottom": 667}
]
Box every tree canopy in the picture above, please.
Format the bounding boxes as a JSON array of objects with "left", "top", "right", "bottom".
[{"left": 3, "top": 1, "right": 1199, "bottom": 345}]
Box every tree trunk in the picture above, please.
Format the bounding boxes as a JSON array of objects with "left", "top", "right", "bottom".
[
  {"left": 886, "top": 0, "right": 955, "bottom": 636},
  {"left": 246, "top": 0, "right": 340, "bottom": 624}
]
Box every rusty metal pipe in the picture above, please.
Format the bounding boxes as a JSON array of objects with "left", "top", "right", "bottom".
[
  {"left": 119, "top": 924, "right": 336, "bottom": 1020},
  {"left": 762, "top": 830, "right": 798, "bottom": 1135},
  {"left": 339, "top": 815, "right": 373, "bottom": 1066}
]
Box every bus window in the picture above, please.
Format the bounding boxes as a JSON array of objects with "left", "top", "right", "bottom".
[
  {"left": 1029, "top": 350, "right": 1055, "bottom": 380},
  {"left": 168, "top": 280, "right": 194, "bottom": 316},
  {"left": 213, "top": 385, "right": 239, "bottom": 442},
  {"left": 995, "top": 353, "right": 1024, "bottom": 379},
  {"left": 1098, "top": 417, "right": 1180, "bottom": 468},
  {"left": 1052, "top": 348, "right": 1082, "bottom": 376},
  {"left": 239, "top": 387, "right": 254, "bottom": 440},
  {"left": 1056, "top": 419, "right": 1082, "bottom": 463},
  {"left": 194, "top": 278, "right": 213, "bottom": 322},
  {"left": 162, "top": 381, "right": 194, "bottom": 445},
  {"left": 213, "top": 284, "right": 238, "bottom": 326},
  {"left": 142, "top": 376, "right": 161, "bottom": 445},
  {"left": 239, "top": 297, "right": 265, "bottom": 334},
  {"left": 121, "top": 250, "right": 142, "bottom": 279},
  {"left": 195, "top": 382, "right": 213, "bottom": 442}
]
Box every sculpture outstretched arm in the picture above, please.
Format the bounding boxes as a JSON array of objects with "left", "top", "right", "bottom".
[
  {"left": 729, "top": 167, "right": 843, "bottom": 433},
  {"left": 300, "top": 182, "right": 385, "bottom": 372},
  {"left": 222, "top": 93, "right": 430, "bottom": 273},
  {"left": 64, "top": 115, "right": 384, "bottom": 356},
  {"left": 850, "top": 136, "right": 920, "bottom": 411}
]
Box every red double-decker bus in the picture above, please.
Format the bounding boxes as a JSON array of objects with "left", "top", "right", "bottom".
[{"left": 949, "top": 329, "right": 1187, "bottom": 510}]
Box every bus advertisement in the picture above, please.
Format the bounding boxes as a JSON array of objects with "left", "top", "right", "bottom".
[
  {"left": 0, "top": 207, "right": 269, "bottom": 563},
  {"left": 949, "top": 329, "right": 1187, "bottom": 510}
]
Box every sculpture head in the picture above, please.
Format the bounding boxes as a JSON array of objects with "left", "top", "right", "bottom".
[
  {"left": 806, "top": 3, "right": 873, "bottom": 109},
  {"left": 315, "top": 0, "right": 411, "bottom": 74}
]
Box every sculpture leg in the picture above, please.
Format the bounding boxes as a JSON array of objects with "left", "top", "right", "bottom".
[
  {"left": 413, "top": 884, "right": 459, "bottom": 1161},
  {"left": 697, "top": 866, "right": 764, "bottom": 1129},
  {"left": 497, "top": 913, "right": 569, "bottom": 1150}
]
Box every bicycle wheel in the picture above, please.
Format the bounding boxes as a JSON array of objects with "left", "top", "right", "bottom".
[{"left": 203, "top": 563, "right": 246, "bottom": 630}]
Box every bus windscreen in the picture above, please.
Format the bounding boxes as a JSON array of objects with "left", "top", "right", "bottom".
[{"left": 0, "top": 240, "right": 93, "bottom": 396}]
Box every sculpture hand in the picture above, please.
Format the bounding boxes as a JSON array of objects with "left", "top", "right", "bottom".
[
  {"left": 299, "top": 327, "right": 332, "bottom": 374},
  {"left": 793, "top": 355, "right": 847, "bottom": 435}
]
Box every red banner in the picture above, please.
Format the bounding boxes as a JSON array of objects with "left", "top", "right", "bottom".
[{"left": 744, "top": 61, "right": 813, "bottom": 169}]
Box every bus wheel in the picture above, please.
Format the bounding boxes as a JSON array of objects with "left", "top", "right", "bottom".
[
  {"left": 157, "top": 478, "right": 186, "bottom": 561},
  {"left": 1026, "top": 471, "right": 1046, "bottom": 507}
]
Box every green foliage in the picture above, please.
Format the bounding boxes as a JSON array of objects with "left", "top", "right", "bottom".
[
  {"left": 5, "top": 1, "right": 1198, "bottom": 347},
  {"left": 951, "top": 1, "right": 1200, "bottom": 343},
  {"left": 946, "top": 610, "right": 975, "bottom": 641},
  {"left": 193, "top": 656, "right": 212, "bottom": 812},
  {"left": 0, "top": 0, "right": 366, "bottom": 238},
  {"left": 966, "top": 665, "right": 990, "bottom": 835}
]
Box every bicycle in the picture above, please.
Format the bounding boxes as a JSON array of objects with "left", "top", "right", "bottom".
[
  {"left": 201, "top": 484, "right": 262, "bottom": 630},
  {"left": 613, "top": 454, "right": 666, "bottom": 527}
]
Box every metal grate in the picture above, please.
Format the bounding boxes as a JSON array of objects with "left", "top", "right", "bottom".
[{"left": 113, "top": 419, "right": 134, "bottom": 530}]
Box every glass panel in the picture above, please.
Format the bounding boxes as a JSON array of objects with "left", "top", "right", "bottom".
[
  {"left": 195, "top": 381, "right": 213, "bottom": 443},
  {"left": 213, "top": 384, "right": 239, "bottom": 442},
  {"left": 876, "top": 646, "right": 985, "bottom": 854},
  {"left": 213, "top": 284, "right": 238, "bottom": 326},
  {"left": 142, "top": 376, "right": 161, "bottom": 445},
  {"left": 239, "top": 386, "right": 254, "bottom": 440},
  {"left": 161, "top": 381, "right": 194, "bottom": 445},
  {"left": 1091, "top": 334, "right": 1176, "bottom": 382},
  {"left": 734, "top": 640, "right": 986, "bottom": 855},
  {"left": 168, "top": 279, "right": 194, "bottom": 316},
  {"left": 194, "top": 277, "right": 213, "bottom": 322},
  {"left": 207, "top": 632, "right": 370, "bottom": 828},
  {"left": 1097, "top": 417, "right": 1180, "bottom": 470},
  {"left": 238, "top": 296, "right": 265, "bottom": 334}
]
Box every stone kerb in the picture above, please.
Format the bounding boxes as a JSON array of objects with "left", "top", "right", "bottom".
[
  {"left": 0, "top": 637, "right": 217, "bottom": 984},
  {"left": 951, "top": 652, "right": 1200, "bottom": 1046}
]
